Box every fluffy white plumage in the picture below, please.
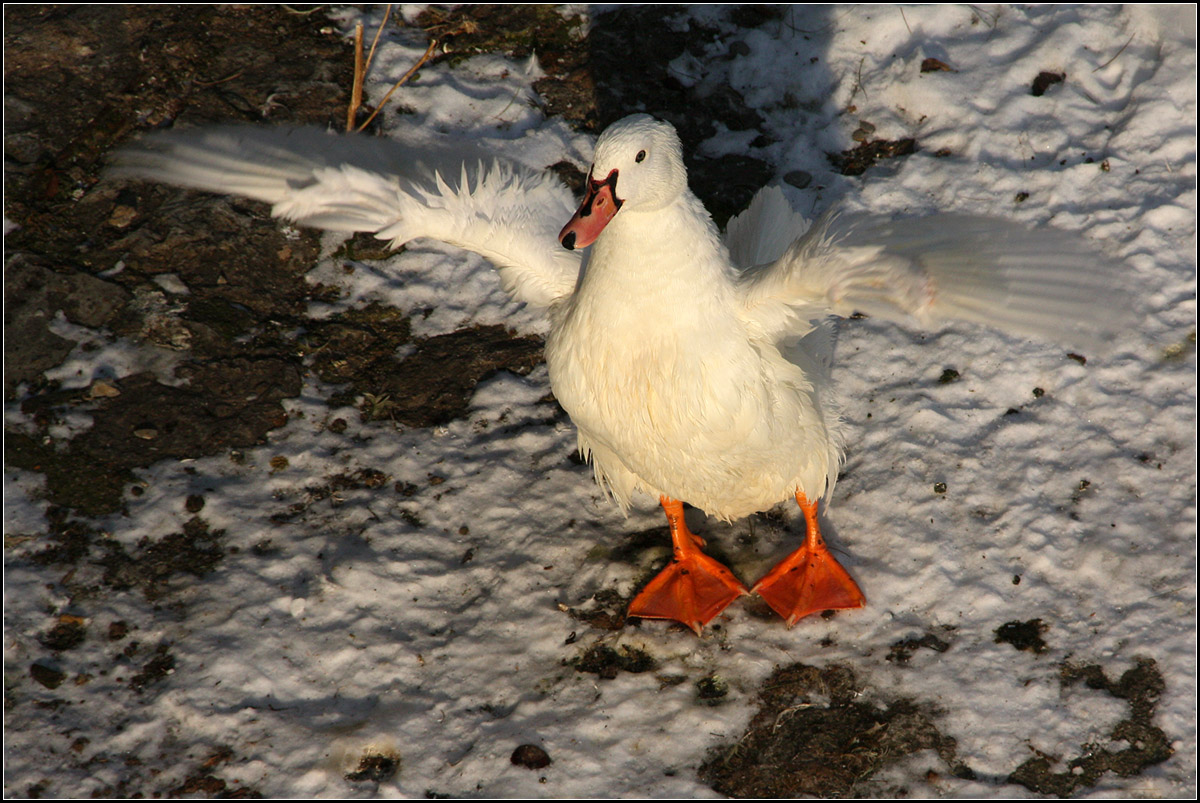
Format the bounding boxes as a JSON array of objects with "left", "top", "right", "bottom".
[{"left": 112, "top": 114, "right": 1130, "bottom": 521}]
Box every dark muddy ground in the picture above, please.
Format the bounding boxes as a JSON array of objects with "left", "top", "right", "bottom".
[{"left": 3, "top": 5, "right": 1173, "bottom": 798}]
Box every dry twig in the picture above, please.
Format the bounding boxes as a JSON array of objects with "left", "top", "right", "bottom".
[
  {"left": 347, "top": 21, "right": 365, "bottom": 132},
  {"left": 354, "top": 37, "right": 438, "bottom": 133},
  {"left": 1094, "top": 33, "right": 1135, "bottom": 72},
  {"left": 346, "top": 5, "right": 394, "bottom": 132}
]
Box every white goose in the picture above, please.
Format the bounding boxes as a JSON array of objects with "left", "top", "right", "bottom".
[{"left": 114, "top": 114, "right": 1128, "bottom": 634}]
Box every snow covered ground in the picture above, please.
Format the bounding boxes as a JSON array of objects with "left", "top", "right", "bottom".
[{"left": 5, "top": 4, "right": 1196, "bottom": 797}]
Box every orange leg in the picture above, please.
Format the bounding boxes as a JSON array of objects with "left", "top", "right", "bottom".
[
  {"left": 628, "top": 497, "right": 749, "bottom": 635},
  {"left": 752, "top": 492, "right": 865, "bottom": 627}
]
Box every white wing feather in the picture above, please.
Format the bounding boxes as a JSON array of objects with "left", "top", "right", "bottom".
[
  {"left": 110, "top": 126, "right": 581, "bottom": 308},
  {"left": 734, "top": 186, "right": 1133, "bottom": 350}
]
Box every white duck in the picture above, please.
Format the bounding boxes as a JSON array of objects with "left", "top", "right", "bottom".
[{"left": 114, "top": 114, "right": 1128, "bottom": 634}]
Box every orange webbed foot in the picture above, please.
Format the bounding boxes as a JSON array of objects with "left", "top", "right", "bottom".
[
  {"left": 629, "top": 548, "right": 749, "bottom": 635},
  {"left": 627, "top": 497, "right": 748, "bottom": 635},
  {"left": 752, "top": 492, "right": 865, "bottom": 627}
]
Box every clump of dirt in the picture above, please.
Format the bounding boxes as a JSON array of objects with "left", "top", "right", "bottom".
[
  {"left": 994, "top": 618, "right": 1049, "bottom": 654},
  {"left": 696, "top": 674, "right": 731, "bottom": 705},
  {"left": 346, "top": 750, "right": 402, "bottom": 784},
  {"left": 99, "top": 517, "right": 225, "bottom": 601},
  {"left": 830, "top": 137, "right": 918, "bottom": 176},
  {"left": 571, "top": 643, "right": 657, "bottom": 679},
  {"left": 37, "top": 615, "right": 88, "bottom": 652},
  {"left": 1031, "top": 71, "right": 1065, "bottom": 97},
  {"left": 128, "top": 642, "right": 175, "bottom": 692},
  {"left": 937, "top": 367, "right": 961, "bottom": 384},
  {"left": 564, "top": 589, "right": 629, "bottom": 632},
  {"left": 1008, "top": 658, "right": 1172, "bottom": 795},
  {"left": 886, "top": 630, "right": 953, "bottom": 664},
  {"left": 699, "top": 663, "right": 973, "bottom": 797},
  {"left": 28, "top": 507, "right": 103, "bottom": 567}
]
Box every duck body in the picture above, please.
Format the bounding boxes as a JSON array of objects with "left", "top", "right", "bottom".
[{"left": 546, "top": 184, "right": 839, "bottom": 521}]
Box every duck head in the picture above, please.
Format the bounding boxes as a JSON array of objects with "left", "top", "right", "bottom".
[{"left": 558, "top": 115, "right": 688, "bottom": 250}]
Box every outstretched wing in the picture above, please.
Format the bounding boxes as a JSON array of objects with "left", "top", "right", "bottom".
[
  {"left": 110, "top": 126, "right": 581, "bottom": 308},
  {"left": 733, "top": 186, "right": 1133, "bottom": 350}
]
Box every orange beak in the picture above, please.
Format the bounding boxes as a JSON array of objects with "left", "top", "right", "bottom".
[{"left": 558, "top": 168, "right": 622, "bottom": 250}]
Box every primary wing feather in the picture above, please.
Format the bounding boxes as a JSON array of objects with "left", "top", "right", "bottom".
[
  {"left": 110, "top": 126, "right": 581, "bottom": 308},
  {"left": 734, "top": 187, "right": 1132, "bottom": 350}
]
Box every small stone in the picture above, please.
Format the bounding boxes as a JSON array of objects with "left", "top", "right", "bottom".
[
  {"left": 88, "top": 380, "right": 121, "bottom": 398},
  {"left": 920, "top": 57, "right": 955, "bottom": 73},
  {"left": 31, "top": 662, "right": 67, "bottom": 689},
  {"left": 107, "top": 204, "right": 137, "bottom": 228},
  {"left": 783, "top": 170, "right": 812, "bottom": 189},
  {"left": 511, "top": 743, "right": 551, "bottom": 770}
]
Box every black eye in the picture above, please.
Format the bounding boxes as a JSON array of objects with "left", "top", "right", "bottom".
[{"left": 635, "top": 150, "right": 646, "bottom": 163}]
